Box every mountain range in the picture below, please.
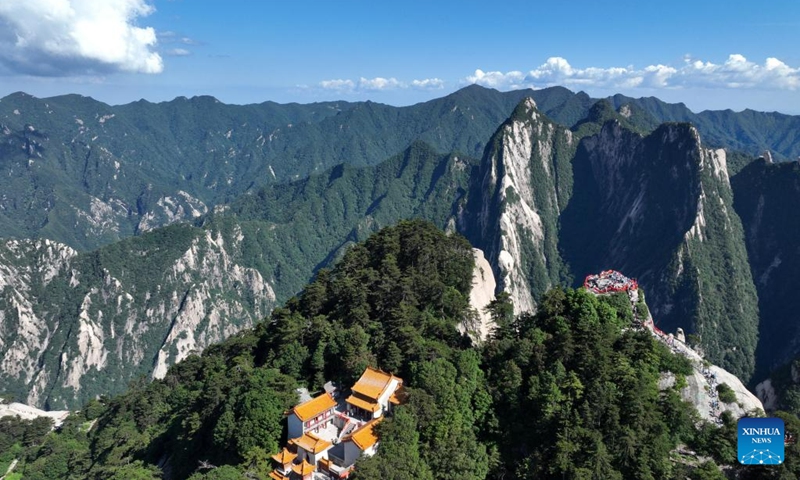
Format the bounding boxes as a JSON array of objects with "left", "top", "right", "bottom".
[
  {"left": 1, "top": 85, "right": 799, "bottom": 409},
  {"left": 11, "top": 220, "right": 777, "bottom": 479}
]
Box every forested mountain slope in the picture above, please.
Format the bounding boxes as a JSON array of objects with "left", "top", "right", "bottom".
[
  {"left": 0, "top": 142, "right": 472, "bottom": 409},
  {"left": 0, "top": 92, "right": 796, "bottom": 407},
  {"left": 10, "top": 221, "right": 790, "bottom": 480},
  {"left": 3, "top": 85, "right": 799, "bottom": 252},
  {"left": 608, "top": 93, "right": 800, "bottom": 160},
  {"left": 0, "top": 86, "right": 584, "bottom": 251}
]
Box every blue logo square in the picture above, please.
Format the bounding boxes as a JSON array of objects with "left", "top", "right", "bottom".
[{"left": 738, "top": 417, "right": 784, "bottom": 465}]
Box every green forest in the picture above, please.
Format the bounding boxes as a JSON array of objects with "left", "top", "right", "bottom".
[{"left": 3, "top": 220, "right": 799, "bottom": 479}]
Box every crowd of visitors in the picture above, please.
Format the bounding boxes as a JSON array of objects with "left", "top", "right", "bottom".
[
  {"left": 701, "top": 367, "right": 724, "bottom": 425},
  {"left": 585, "top": 269, "right": 724, "bottom": 425},
  {"left": 583, "top": 270, "right": 638, "bottom": 294}
]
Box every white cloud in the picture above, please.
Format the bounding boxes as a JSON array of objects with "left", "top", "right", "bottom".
[
  {"left": 466, "top": 55, "right": 800, "bottom": 91},
  {"left": 319, "top": 78, "right": 356, "bottom": 92},
  {"left": 466, "top": 69, "right": 526, "bottom": 89},
  {"left": 411, "top": 78, "right": 444, "bottom": 89},
  {"left": 318, "top": 76, "right": 445, "bottom": 92},
  {"left": 357, "top": 77, "right": 402, "bottom": 91},
  {"left": 674, "top": 55, "right": 800, "bottom": 90},
  {"left": 0, "top": 0, "right": 163, "bottom": 76}
]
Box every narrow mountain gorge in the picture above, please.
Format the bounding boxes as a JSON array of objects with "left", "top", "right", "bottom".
[
  {"left": 560, "top": 119, "right": 759, "bottom": 379},
  {"left": 732, "top": 159, "right": 800, "bottom": 378},
  {"left": 1, "top": 86, "right": 799, "bottom": 408}
]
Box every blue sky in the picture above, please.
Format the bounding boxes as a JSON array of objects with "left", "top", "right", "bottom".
[{"left": 1, "top": 0, "right": 799, "bottom": 113}]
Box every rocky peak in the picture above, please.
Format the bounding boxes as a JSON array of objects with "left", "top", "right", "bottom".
[
  {"left": 561, "top": 120, "right": 758, "bottom": 379},
  {"left": 463, "top": 98, "right": 575, "bottom": 313},
  {"left": 514, "top": 97, "right": 538, "bottom": 117}
]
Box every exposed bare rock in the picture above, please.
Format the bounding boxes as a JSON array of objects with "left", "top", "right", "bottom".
[
  {"left": 463, "top": 98, "right": 575, "bottom": 314},
  {"left": 463, "top": 248, "right": 496, "bottom": 342},
  {"left": 755, "top": 379, "right": 779, "bottom": 411},
  {"left": 680, "top": 365, "right": 763, "bottom": 423},
  {"left": 0, "top": 401, "right": 69, "bottom": 427},
  {"left": 0, "top": 228, "right": 276, "bottom": 409}
]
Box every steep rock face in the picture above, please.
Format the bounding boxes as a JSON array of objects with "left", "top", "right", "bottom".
[
  {"left": 150, "top": 229, "right": 274, "bottom": 378},
  {"left": 560, "top": 121, "right": 759, "bottom": 379},
  {"left": 653, "top": 326, "right": 763, "bottom": 420},
  {"left": 755, "top": 379, "right": 779, "bottom": 411},
  {"left": 464, "top": 248, "right": 496, "bottom": 341},
  {"left": 732, "top": 159, "right": 800, "bottom": 377},
  {"left": 679, "top": 364, "right": 763, "bottom": 422},
  {"left": 0, "top": 225, "right": 275, "bottom": 409},
  {"left": 463, "top": 98, "right": 575, "bottom": 313},
  {"left": 0, "top": 239, "right": 77, "bottom": 405}
]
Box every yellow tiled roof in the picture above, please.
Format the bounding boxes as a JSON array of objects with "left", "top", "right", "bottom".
[
  {"left": 345, "top": 393, "right": 381, "bottom": 413},
  {"left": 269, "top": 471, "right": 288, "bottom": 480},
  {"left": 292, "top": 432, "right": 333, "bottom": 454},
  {"left": 292, "top": 460, "right": 316, "bottom": 476},
  {"left": 290, "top": 392, "right": 337, "bottom": 421},
  {"left": 270, "top": 448, "right": 296, "bottom": 465},
  {"left": 351, "top": 367, "right": 402, "bottom": 401},
  {"left": 347, "top": 417, "right": 382, "bottom": 450}
]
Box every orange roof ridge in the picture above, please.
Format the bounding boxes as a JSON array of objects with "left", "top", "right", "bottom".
[
  {"left": 365, "top": 366, "right": 403, "bottom": 382},
  {"left": 346, "top": 393, "right": 381, "bottom": 413},
  {"left": 269, "top": 471, "right": 288, "bottom": 480},
  {"left": 351, "top": 367, "right": 403, "bottom": 401},
  {"left": 292, "top": 459, "right": 316, "bottom": 476},
  {"left": 346, "top": 417, "right": 382, "bottom": 450},
  {"left": 270, "top": 447, "right": 297, "bottom": 464},
  {"left": 292, "top": 432, "right": 333, "bottom": 454},
  {"left": 290, "top": 392, "right": 337, "bottom": 421}
]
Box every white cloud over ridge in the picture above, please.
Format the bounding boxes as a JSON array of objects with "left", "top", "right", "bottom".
[
  {"left": 0, "top": 0, "right": 163, "bottom": 76},
  {"left": 466, "top": 55, "right": 800, "bottom": 91},
  {"left": 319, "top": 76, "right": 445, "bottom": 92},
  {"left": 411, "top": 78, "right": 445, "bottom": 89}
]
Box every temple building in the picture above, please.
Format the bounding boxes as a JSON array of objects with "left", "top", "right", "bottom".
[
  {"left": 287, "top": 392, "right": 337, "bottom": 439},
  {"left": 345, "top": 367, "right": 405, "bottom": 420},
  {"left": 271, "top": 367, "right": 404, "bottom": 479}
]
